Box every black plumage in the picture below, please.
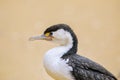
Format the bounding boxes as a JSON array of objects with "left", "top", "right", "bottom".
[
  {"left": 32, "top": 24, "right": 117, "bottom": 80},
  {"left": 46, "top": 24, "right": 117, "bottom": 80},
  {"left": 62, "top": 54, "right": 117, "bottom": 80},
  {"left": 51, "top": 24, "right": 117, "bottom": 80}
]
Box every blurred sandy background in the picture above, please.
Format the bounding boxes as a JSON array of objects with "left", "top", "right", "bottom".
[{"left": 0, "top": 0, "right": 120, "bottom": 80}]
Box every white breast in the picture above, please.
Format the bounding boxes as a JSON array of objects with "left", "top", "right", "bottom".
[{"left": 43, "top": 46, "right": 74, "bottom": 80}]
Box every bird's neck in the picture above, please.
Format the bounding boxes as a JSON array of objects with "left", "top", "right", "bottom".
[{"left": 61, "top": 32, "right": 78, "bottom": 59}]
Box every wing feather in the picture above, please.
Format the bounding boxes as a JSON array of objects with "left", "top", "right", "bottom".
[{"left": 67, "top": 54, "right": 117, "bottom": 80}]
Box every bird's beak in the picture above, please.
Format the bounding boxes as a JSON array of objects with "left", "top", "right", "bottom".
[{"left": 29, "top": 34, "right": 53, "bottom": 41}]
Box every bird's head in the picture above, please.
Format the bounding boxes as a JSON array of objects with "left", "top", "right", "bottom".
[{"left": 29, "top": 24, "right": 77, "bottom": 46}]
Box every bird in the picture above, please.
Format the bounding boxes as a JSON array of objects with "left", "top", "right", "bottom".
[{"left": 29, "top": 24, "right": 117, "bottom": 80}]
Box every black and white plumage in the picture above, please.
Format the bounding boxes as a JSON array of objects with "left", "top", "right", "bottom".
[{"left": 29, "top": 24, "right": 117, "bottom": 80}]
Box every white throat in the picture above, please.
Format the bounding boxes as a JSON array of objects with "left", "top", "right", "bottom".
[
  {"left": 43, "top": 46, "right": 74, "bottom": 80},
  {"left": 43, "top": 30, "right": 74, "bottom": 80}
]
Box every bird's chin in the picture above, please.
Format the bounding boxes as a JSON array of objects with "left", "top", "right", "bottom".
[{"left": 45, "top": 37, "right": 53, "bottom": 41}]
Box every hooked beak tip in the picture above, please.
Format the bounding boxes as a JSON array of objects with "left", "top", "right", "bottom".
[
  {"left": 28, "top": 37, "right": 35, "bottom": 41},
  {"left": 28, "top": 34, "right": 46, "bottom": 41}
]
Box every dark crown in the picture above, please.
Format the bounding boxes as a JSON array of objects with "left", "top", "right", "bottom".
[{"left": 44, "top": 24, "right": 73, "bottom": 34}]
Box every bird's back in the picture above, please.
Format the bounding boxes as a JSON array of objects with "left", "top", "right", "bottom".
[{"left": 62, "top": 54, "right": 117, "bottom": 80}]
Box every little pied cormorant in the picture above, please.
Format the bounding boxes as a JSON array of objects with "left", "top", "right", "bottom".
[{"left": 29, "top": 24, "right": 117, "bottom": 80}]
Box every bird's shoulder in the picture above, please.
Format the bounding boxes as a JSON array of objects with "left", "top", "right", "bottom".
[{"left": 62, "top": 54, "right": 117, "bottom": 80}]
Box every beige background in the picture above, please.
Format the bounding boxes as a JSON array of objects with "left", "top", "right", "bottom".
[{"left": 0, "top": 0, "right": 120, "bottom": 80}]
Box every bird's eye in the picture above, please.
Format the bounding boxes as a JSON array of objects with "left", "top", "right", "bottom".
[{"left": 50, "top": 32, "right": 53, "bottom": 35}]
